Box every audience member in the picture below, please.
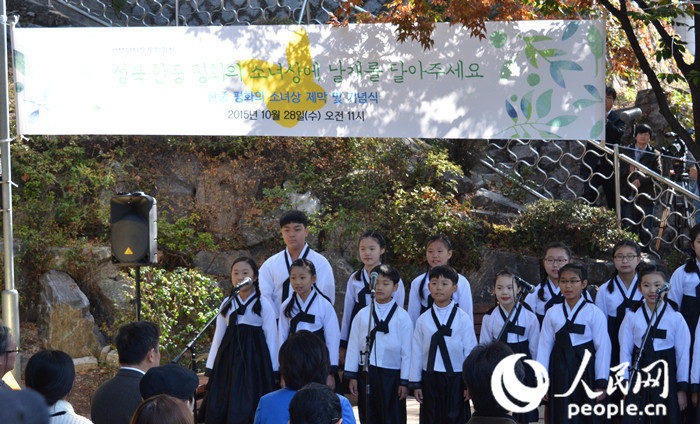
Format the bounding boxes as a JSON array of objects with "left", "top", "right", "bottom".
[
  {"left": 0, "top": 387, "right": 50, "bottom": 424},
  {"left": 25, "top": 350, "right": 92, "bottom": 423},
  {"left": 139, "top": 364, "right": 198, "bottom": 409},
  {"left": 0, "top": 324, "right": 18, "bottom": 391},
  {"left": 130, "top": 394, "right": 194, "bottom": 424},
  {"left": 462, "top": 342, "right": 521, "bottom": 424},
  {"left": 253, "top": 331, "right": 355, "bottom": 424},
  {"left": 289, "top": 383, "right": 342, "bottom": 424},
  {"left": 91, "top": 322, "right": 161, "bottom": 424}
]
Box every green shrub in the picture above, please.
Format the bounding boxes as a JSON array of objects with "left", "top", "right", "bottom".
[
  {"left": 116, "top": 267, "right": 223, "bottom": 362},
  {"left": 158, "top": 212, "right": 216, "bottom": 267},
  {"left": 381, "top": 185, "right": 483, "bottom": 271},
  {"left": 490, "top": 199, "right": 637, "bottom": 258}
]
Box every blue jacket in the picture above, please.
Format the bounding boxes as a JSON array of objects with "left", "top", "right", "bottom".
[{"left": 254, "top": 387, "right": 356, "bottom": 424}]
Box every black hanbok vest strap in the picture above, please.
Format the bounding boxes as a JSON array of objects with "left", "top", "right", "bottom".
[
  {"left": 497, "top": 304, "right": 526, "bottom": 342},
  {"left": 229, "top": 293, "right": 259, "bottom": 326},
  {"left": 537, "top": 281, "right": 564, "bottom": 323},
  {"left": 641, "top": 301, "right": 669, "bottom": 345},
  {"left": 289, "top": 292, "right": 317, "bottom": 335},
  {"left": 427, "top": 305, "right": 459, "bottom": 374},
  {"left": 282, "top": 246, "right": 310, "bottom": 301},
  {"left": 349, "top": 270, "right": 371, "bottom": 324},
  {"left": 555, "top": 301, "right": 588, "bottom": 367},
  {"left": 681, "top": 269, "right": 700, "bottom": 345},
  {"left": 369, "top": 302, "right": 398, "bottom": 352}
]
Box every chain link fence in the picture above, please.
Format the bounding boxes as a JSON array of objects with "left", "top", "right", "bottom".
[{"left": 483, "top": 137, "right": 699, "bottom": 259}]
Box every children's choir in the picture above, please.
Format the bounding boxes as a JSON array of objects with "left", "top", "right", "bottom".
[{"left": 201, "top": 210, "right": 700, "bottom": 424}]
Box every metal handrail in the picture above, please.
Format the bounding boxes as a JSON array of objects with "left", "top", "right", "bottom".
[{"left": 586, "top": 139, "right": 700, "bottom": 203}]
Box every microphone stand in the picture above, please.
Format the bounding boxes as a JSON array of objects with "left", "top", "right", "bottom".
[
  {"left": 172, "top": 285, "right": 239, "bottom": 418},
  {"left": 497, "top": 283, "right": 530, "bottom": 342},
  {"left": 628, "top": 291, "right": 664, "bottom": 412},
  {"left": 362, "top": 278, "right": 376, "bottom": 424}
]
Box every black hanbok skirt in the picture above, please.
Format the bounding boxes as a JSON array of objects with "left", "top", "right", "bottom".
[
  {"left": 201, "top": 323, "right": 274, "bottom": 424},
  {"left": 622, "top": 346, "right": 679, "bottom": 424},
  {"left": 356, "top": 366, "right": 406, "bottom": 424},
  {"left": 506, "top": 340, "right": 540, "bottom": 423}
]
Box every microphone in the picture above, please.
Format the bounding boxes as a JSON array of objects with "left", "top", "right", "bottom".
[
  {"left": 656, "top": 282, "right": 671, "bottom": 294},
  {"left": 233, "top": 277, "right": 253, "bottom": 291},
  {"left": 513, "top": 275, "right": 537, "bottom": 294},
  {"left": 369, "top": 272, "right": 378, "bottom": 291}
]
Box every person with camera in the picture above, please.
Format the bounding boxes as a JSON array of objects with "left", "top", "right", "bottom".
[{"left": 621, "top": 124, "right": 662, "bottom": 248}]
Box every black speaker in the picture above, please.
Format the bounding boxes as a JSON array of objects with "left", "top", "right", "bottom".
[{"left": 111, "top": 192, "right": 157, "bottom": 264}]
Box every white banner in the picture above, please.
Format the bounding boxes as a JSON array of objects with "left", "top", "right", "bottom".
[{"left": 13, "top": 21, "right": 605, "bottom": 139}]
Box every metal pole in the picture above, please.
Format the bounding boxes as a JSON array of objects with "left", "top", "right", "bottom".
[
  {"left": 175, "top": 0, "right": 179, "bottom": 26},
  {"left": 0, "top": 5, "right": 20, "bottom": 379},
  {"left": 136, "top": 266, "right": 141, "bottom": 321},
  {"left": 298, "top": 0, "right": 309, "bottom": 25},
  {"left": 614, "top": 145, "right": 622, "bottom": 227}
]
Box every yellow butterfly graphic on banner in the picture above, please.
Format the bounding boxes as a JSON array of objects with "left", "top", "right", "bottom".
[{"left": 239, "top": 29, "right": 326, "bottom": 128}]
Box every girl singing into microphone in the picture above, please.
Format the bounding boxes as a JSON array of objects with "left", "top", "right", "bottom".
[
  {"left": 619, "top": 262, "right": 690, "bottom": 424},
  {"left": 201, "top": 257, "right": 278, "bottom": 424},
  {"left": 480, "top": 269, "right": 540, "bottom": 424}
]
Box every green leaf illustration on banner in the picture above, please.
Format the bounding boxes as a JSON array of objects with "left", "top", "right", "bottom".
[
  {"left": 505, "top": 99, "right": 518, "bottom": 122},
  {"left": 545, "top": 115, "right": 578, "bottom": 127},
  {"left": 536, "top": 89, "right": 552, "bottom": 119},
  {"left": 549, "top": 60, "right": 582, "bottom": 88},
  {"left": 527, "top": 73, "right": 540, "bottom": 86},
  {"left": 590, "top": 119, "right": 604, "bottom": 139},
  {"left": 13, "top": 50, "right": 24, "bottom": 76},
  {"left": 522, "top": 35, "right": 553, "bottom": 43},
  {"left": 537, "top": 129, "right": 562, "bottom": 139},
  {"left": 520, "top": 90, "right": 533, "bottom": 120},
  {"left": 501, "top": 61, "right": 514, "bottom": 79},
  {"left": 573, "top": 99, "right": 598, "bottom": 108},
  {"left": 15, "top": 82, "right": 23, "bottom": 93},
  {"left": 525, "top": 44, "right": 538, "bottom": 68},
  {"left": 540, "top": 49, "right": 566, "bottom": 57},
  {"left": 587, "top": 25, "right": 604, "bottom": 76},
  {"left": 490, "top": 31, "right": 507, "bottom": 48},
  {"left": 584, "top": 84, "right": 602, "bottom": 100},
  {"left": 562, "top": 22, "right": 580, "bottom": 41}
]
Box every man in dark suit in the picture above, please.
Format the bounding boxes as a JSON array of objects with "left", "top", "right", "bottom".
[
  {"left": 621, "top": 123, "right": 663, "bottom": 247},
  {"left": 462, "top": 342, "right": 520, "bottom": 424},
  {"left": 91, "top": 321, "right": 161, "bottom": 424},
  {"left": 582, "top": 86, "right": 627, "bottom": 209}
]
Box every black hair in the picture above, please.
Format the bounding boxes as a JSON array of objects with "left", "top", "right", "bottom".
[
  {"left": 279, "top": 331, "right": 330, "bottom": 391},
  {"left": 684, "top": 224, "right": 700, "bottom": 274},
  {"left": 559, "top": 263, "right": 588, "bottom": 282},
  {"left": 289, "top": 382, "right": 342, "bottom": 424},
  {"left": 606, "top": 86, "right": 617, "bottom": 100},
  {"left": 462, "top": 342, "right": 522, "bottom": 416},
  {"left": 537, "top": 242, "right": 572, "bottom": 301},
  {"left": 371, "top": 264, "right": 400, "bottom": 285},
  {"left": 607, "top": 239, "right": 641, "bottom": 293},
  {"left": 428, "top": 265, "right": 459, "bottom": 285},
  {"left": 419, "top": 234, "right": 454, "bottom": 300},
  {"left": 427, "top": 234, "right": 453, "bottom": 251},
  {"left": 0, "top": 388, "right": 50, "bottom": 424},
  {"left": 279, "top": 210, "right": 309, "bottom": 228},
  {"left": 353, "top": 230, "right": 387, "bottom": 281},
  {"left": 283, "top": 258, "right": 318, "bottom": 319},
  {"left": 25, "top": 350, "right": 75, "bottom": 406},
  {"left": 636, "top": 261, "right": 669, "bottom": 282},
  {"left": 635, "top": 123, "right": 652, "bottom": 137},
  {"left": 221, "top": 256, "right": 261, "bottom": 317},
  {"left": 131, "top": 394, "right": 194, "bottom": 424},
  {"left": 115, "top": 321, "right": 160, "bottom": 366}
]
